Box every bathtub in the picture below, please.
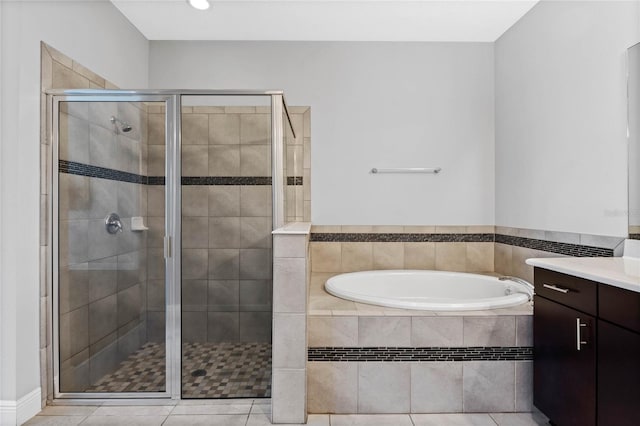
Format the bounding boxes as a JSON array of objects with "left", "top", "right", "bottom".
[{"left": 324, "top": 270, "right": 532, "bottom": 311}]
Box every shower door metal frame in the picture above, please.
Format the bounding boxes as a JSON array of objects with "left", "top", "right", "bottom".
[
  {"left": 48, "top": 89, "right": 293, "bottom": 402},
  {"left": 50, "top": 93, "right": 181, "bottom": 400}
]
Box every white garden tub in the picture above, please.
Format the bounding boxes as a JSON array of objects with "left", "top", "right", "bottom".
[{"left": 325, "top": 270, "right": 532, "bottom": 311}]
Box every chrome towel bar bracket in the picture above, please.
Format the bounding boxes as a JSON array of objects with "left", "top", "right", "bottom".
[{"left": 371, "top": 167, "right": 442, "bottom": 174}]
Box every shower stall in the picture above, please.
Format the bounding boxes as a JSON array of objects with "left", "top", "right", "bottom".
[{"left": 50, "top": 90, "right": 298, "bottom": 399}]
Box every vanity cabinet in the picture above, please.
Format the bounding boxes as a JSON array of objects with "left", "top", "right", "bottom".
[
  {"left": 597, "top": 284, "right": 640, "bottom": 426},
  {"left": 533, "top": 269, "right": 597, "bottom": 426},
  {"left": 533, "top": 267, "right": 640, "bottom": 426}
]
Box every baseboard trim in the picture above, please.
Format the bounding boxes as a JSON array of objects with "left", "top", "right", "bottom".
[{"left": 0, "top": 388, "right": 42, "bottom": 425}]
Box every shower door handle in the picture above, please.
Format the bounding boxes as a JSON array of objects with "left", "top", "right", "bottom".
[{"left": 164, "top": 236, "right": 172, "bottom": 258}]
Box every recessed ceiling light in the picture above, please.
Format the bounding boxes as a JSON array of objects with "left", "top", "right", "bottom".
[{"left": 187, "top": 0, "right": 210, "bottom": 11}]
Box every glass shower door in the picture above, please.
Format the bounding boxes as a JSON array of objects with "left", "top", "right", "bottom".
[
  {"left": 179, "top": 96, "right": 273, "bottom": 398},
  {"left": 54, "top": 97, "right": 171, "bottom": 396}
]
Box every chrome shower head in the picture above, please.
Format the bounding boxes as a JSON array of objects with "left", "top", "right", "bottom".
[{"left": 110, "top": 116, "right": 132, "bottom": 133}]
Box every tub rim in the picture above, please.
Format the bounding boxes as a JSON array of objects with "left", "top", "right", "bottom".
[{"left": 324, "top": 269, "right": 531, "bottom": 311}]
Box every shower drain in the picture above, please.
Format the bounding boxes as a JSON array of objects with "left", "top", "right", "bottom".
[{"left": 191, "top": 369, "right": 207, "bottom": 377}]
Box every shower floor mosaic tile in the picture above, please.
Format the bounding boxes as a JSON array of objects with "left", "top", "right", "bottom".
[
  {"left": 87, "top": 341, "right": 272, "bottom": 398},
  {"left": 182, "top": 341, "right": 272, "bottom": 398},
  {"left": 86, "top": 342, "right": 166, "bottom": 393}
]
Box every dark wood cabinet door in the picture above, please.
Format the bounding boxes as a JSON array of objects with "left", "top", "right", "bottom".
[
  {"left": 598, "top": 320, "right": 640, "bottom": 426},
  {"left": 534, "top": 296, "right": 596, "bottom": 426}
]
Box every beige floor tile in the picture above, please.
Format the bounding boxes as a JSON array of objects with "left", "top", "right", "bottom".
[
  {"left": 306, "top": 414, "right": 331, "bottom": 426},
  {"left": 249, "top": 403, "right": 271, "bottom": 415},
  {"left": 38, "top": 406, "right": 98, "bottom": 416},
  {"left": 92, "top": 406, "right": 174, "bottom": 416},
  {"left": 170, "top": 404, "right": 250, "bottom": 415},
  {"left": 176, "top": 399, "right": 252, "bottom": 406},
  {"left": 411, "top": 413, "right": 497, "bottom": 425},
  {"left": 490, "top": 412, "right": 548, "bottom": 426},
  {"left": 245, "top": 412, "right": 271, "bottom": 426},
  {"left": 163, "top": 414, "right": 247, "bottom": 425},
  {"left": 247, "top": 412, "right": 329, "bottom": 426},
  {"left": 23, "top": 416, "right": 86, "bottom": 425},
  {"left": 81, "top": 416, "right": 167, "bottom": 425},
  {"left": 331, "top": 414, "right": 414, "bottom": 426}
]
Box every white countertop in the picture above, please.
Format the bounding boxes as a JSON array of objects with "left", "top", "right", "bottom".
[
  {"left": 272, "top": 222, "right": 311, "bottom": 235},
  {"left": 526, "top": 257, "right": 640, "bottom": 293}
]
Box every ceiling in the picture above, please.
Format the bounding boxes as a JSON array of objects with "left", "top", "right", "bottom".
[{"left": 111, "top": 0, "right": 539, "bottom": 42}]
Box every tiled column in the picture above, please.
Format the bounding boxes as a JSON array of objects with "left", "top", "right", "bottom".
[{"left": 272, "top": 223, "right": 310, "bottom": 424}]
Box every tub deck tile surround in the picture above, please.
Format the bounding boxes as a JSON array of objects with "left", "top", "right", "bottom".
[
  {"left": 411, "top": 362, "right": 463, "bottom": 413},
  {"left": 307, "top": 269, "right": 533, "bottom": 415},
  {"left": 358, "top": 363, "right": 411, "bottom": 413}
]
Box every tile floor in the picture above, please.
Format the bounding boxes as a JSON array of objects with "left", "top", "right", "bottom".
[
  {"left": 86, "top": 342, "right": 271, "bottom": 398},
  {"left": 26, "top": 400, "right": 549, "bottom": 425}
]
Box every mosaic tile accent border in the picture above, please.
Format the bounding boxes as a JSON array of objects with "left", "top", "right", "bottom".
[
  {"left": 59, "top": 160, "right": 148, "bottom": 184},
  {"left": 311, "top": 231, "right": 615, "bottom": 257},
  {"left": 181, "top": 176, "right": 272, "bottom": 186},
  {"left": 60, "top": 160, "right": 303, "bottom": 186},
  {"left": 310, "top": 233, "right": 495, "bottom": 243},
  {"left": 630, "top": 234, "right": 640, "bottom": 240},
  {"left": 308, "top": 346, "right": 533, "bottom": 362},
  {"left": 495, "top": 234, "right": 613, "bottom": 257},
  {"left": 287, "top": 176, "right": 303, "bottom": 186},
  {"left": 148, "top": 176, "right": 166, "bottom": 185}
]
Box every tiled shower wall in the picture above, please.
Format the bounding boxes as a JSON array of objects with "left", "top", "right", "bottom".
[
  {"left": 144, "top": 104, "right": 166, "bottom": 344},
  {"left": 41, "top": 43, "right": 124, "bottom": 401},
  {"left": 143, "top": 106, "right": 311, "bottom": 343},
  {"left": 180, "top": 106, "right": 274, "bottom": 343},
  {"left": 284, "top": 107, "right": 311, "bottom": 223},
  {"left": 42, "top": 43, "right": 155, "bottom": 395}
]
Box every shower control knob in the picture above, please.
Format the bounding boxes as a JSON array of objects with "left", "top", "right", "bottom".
[{"left": 105, "top": 213, "right": 123, "bottom": 235}]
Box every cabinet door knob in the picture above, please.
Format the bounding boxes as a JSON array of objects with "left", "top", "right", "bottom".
[
  {"left": 543, "top": 283, "right": 570, "bottom": 294},
  {"left": 576, "top": 318, "right": 588, "bottom": 351}
]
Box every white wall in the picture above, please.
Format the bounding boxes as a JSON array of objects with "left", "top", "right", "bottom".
[
  {"left": 0, "top": 0, "right": 148, "bottom": 417},
  {"left": 149, "top": 41, "right": 495, "bottom": 225},
  {"left": 0, "top": 0, "right": 6, "bottom": 413},
  {"left": 495, "top": 0, "right": 640, "bottom": 237},
  {"left": 628, "top": 42, "right": 640, "bottom": 227}
]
